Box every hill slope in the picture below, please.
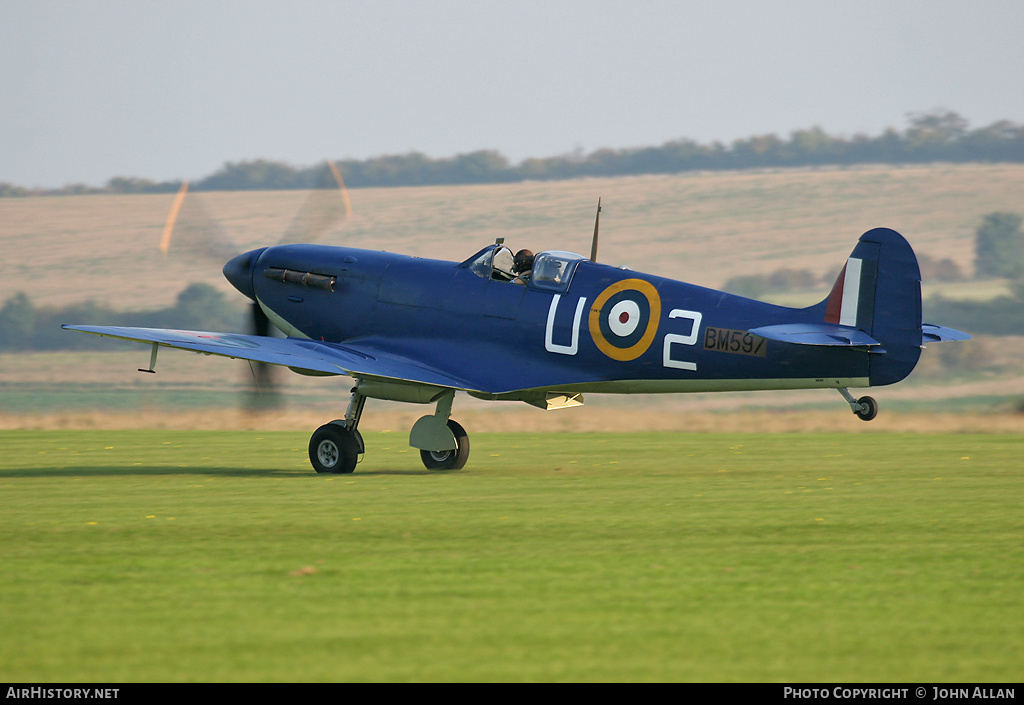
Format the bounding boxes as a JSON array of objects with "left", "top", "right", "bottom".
[{"left": 4, "top": 163, "right": 1023, "bottom": 311}]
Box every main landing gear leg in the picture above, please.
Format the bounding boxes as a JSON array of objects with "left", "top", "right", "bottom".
[
  {"left": 308, "top": 388, "right": 366, "bottom": 474},
  {"left": 838, "top": 387, "right": 878, "bottom": 421},
  {"left": 410, "top": 389, "right": 470, "bottom": 471}
]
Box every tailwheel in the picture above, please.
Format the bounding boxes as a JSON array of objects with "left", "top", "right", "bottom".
[
  {"left": 838, "top": 388, "right": 879, "bottom": 422},
  {"left": 854, "top": 395, "right": 878, "bottom": 421},
  {"left": 420, "top": 419, "right": 470, "bottom": 471},
  {"left": 309, "top": 423, "right": 362, "bottom": 474}
]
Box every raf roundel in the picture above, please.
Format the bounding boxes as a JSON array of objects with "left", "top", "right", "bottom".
[{"left": 588, "top": 278, "right": 662, "bottom": 361}]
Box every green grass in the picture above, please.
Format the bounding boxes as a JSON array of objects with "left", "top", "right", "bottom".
[{"left": 1, "top": 431, "right": 1021, "bottom": 682}]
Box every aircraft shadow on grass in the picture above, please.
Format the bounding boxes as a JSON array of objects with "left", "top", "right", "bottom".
[{"left": 5, "top": 466, "right": 438, "bottom": 478}]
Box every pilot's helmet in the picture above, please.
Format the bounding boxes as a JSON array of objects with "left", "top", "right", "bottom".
[{"left": 513, "top": 249, "right": 534, "bottom": 273}]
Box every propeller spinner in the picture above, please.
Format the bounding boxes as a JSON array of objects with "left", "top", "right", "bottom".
[{"left": 160, "top": 161, "right": 351, "bottom": 407}]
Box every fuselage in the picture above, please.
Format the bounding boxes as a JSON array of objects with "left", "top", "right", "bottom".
[{"left": 224, "top": 243, "right": 880, "bottom": 398}]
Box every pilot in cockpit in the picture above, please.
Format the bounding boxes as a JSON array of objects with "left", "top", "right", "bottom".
[{"left": 512, "top": 249, "right": 534, "bottom": 284}]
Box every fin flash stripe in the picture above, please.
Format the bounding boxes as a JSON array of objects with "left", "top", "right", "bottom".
[{"left": 825, "top": 258, "right": 862, "bottom": 327}]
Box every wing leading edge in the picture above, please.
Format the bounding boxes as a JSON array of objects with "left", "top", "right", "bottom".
[{"left": 61, "top": 325, "right": 479, "bottom": 392}]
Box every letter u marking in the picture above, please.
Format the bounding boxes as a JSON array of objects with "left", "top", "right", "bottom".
[{"left": 545, "top": 295, "right": 587, "bottom": 355}]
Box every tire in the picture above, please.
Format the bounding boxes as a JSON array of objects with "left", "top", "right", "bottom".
[
  {"left": 309, "top": 424, "right": 361, "bottom": 474},
  {"left": 420, "top": 419, "right": 470, "bottom": 471},
  {"left": 855, "top": 396, "right": 878, "bottom": 421}
]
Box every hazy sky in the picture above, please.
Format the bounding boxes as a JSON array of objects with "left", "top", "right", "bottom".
[{"left": 4, "top": 0, "right": 1023, "bottom": 188}]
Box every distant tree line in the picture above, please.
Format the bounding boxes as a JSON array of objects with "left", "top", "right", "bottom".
[
  {"left": 926, "top": 211, "right": 1024, "bottom": 336},
  {"left": 974, "top": 212, "right": 1024, "bottom": 278},
  {"left": 0, "top": 284, "right": 243, "bottom": 351},
  {"left": 924, "top": 286, "right": 1024, "bottom": 337},
  {"left": 4, "top": 110, "right": 1024, "bottom": 196},
  {"left": 724, "top": 253, "right": 966, "bottom": 300}
]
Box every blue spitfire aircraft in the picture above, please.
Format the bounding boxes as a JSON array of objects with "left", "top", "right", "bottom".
[{"left": 63, "top": 207, "right": 969, "bottom": 474}]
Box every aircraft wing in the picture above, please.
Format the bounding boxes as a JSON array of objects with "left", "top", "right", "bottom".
[{"left": 61, "top": 325, "right": 480, "bottom": 391}]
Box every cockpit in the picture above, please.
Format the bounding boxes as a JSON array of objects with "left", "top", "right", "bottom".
[
  {"left": 468, "top": 245, "right": 517, "bottom": 281},
  {"left": 462, "top": 244, "right": 586, "bottom": 293},
  {"left": 530, "top": 251, "right": 586, "bottom": 290}
]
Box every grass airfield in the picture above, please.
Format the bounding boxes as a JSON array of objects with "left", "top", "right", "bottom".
[{"left": 2, "top": 429, "right": 1021, "bottom": 682}]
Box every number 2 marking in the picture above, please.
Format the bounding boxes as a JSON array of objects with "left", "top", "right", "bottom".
[{"left": 662, "top": 309, "right": 702, "bottom": 371}]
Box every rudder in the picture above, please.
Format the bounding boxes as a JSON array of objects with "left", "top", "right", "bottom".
[{"left": 822, "top": 228, "right": 922, "bottom": 386}]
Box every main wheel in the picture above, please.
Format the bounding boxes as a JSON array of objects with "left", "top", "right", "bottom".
[
  {"left": 855, "top": 396, "right": 878, "bottom": 421},
  {"left": 420, "top": 419, "right": 470, "bottom": 471},
  {"left": 309, "top": 424, "right": 361, "bottom": 474}
]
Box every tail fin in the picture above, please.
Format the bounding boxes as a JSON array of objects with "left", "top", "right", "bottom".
[
  {"left": 823, "top": 227, "right": 922, "bottom": 385},
  {"left": 750, "top": 228, "right": 969, "bottom": 386}
]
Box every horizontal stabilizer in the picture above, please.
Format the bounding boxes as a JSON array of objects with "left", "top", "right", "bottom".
[
  {"left": 749, "top": 323, "right": 882, "bottom": 347},
  {"left": 921, "top": 323, "right": 972, "bottom": 343}
]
